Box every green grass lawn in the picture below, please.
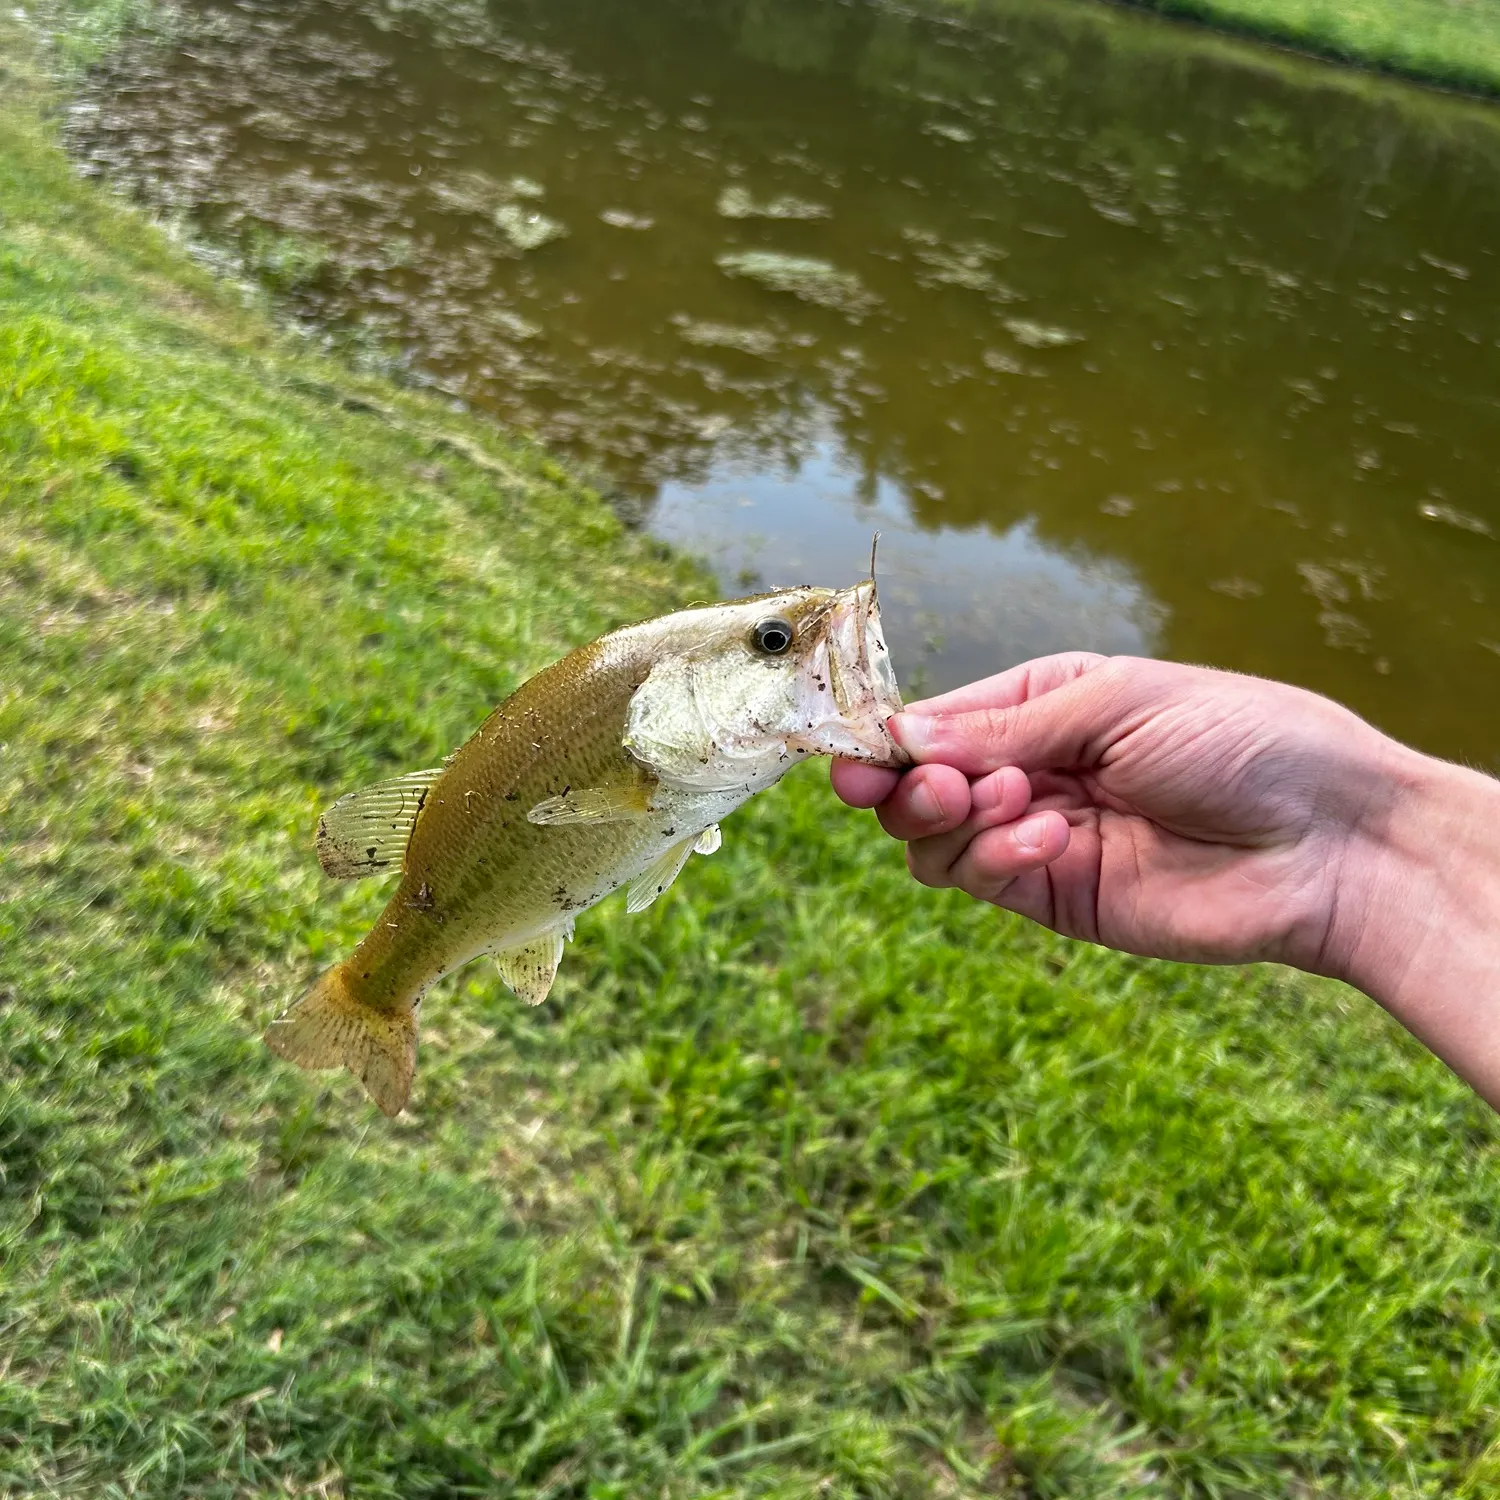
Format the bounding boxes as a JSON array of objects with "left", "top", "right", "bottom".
[
  {"left": 7, "top": 18, "right": 1500, "bottom": 1498},
  {"left": 944, "top": 0, "right": 1500, "bottom": 97}
]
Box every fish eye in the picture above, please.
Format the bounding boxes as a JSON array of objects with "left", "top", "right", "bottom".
[{"left": 752, "top": 617, "right": 795, "bottom": 655}]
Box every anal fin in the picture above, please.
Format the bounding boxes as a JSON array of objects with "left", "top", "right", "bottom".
[
  {"left": 492, "top": 929, "right": 566, "bottom": 1006},
  {"left": 316, "top": 768, "right": 443, "bottom": 879}
]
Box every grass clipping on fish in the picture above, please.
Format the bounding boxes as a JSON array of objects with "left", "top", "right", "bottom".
[{"left": 264, "top": 580, "right": 905, "bottom": 1115}]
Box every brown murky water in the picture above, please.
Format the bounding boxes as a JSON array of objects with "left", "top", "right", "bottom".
[{"left": 67, "top": 0, "right": 1500, "bottom": 763}]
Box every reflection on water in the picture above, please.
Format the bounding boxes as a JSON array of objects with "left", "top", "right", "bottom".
[
  {"left": 652, "top": 439, "right": 1160, "bottom": 696},
  {"left": 67, "top": 0, "right": 1500, "bottom": 762}
]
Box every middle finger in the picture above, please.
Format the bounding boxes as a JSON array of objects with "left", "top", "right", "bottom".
[
  {"left": 904, "top": 767, "right": 1034, "bottom": 886},
  {"left": 874, "top": 762, "right": 975, "bottom": 841}
]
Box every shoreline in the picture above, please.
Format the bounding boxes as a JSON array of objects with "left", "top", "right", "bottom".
[{"left": 915, "top": 0, "right": 1500, "bottom": 101}]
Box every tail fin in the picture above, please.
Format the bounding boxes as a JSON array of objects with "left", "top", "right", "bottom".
[{"left": 263, "top": 963, "right": 417, "bottom": 1117}]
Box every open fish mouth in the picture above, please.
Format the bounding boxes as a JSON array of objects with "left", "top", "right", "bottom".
[{"left": 799, "top": 579, "right": 908, "bottom": 766}]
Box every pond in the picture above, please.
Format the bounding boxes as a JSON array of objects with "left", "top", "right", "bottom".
[{"left": 67, "top": 0, "right": 1500, "bottom": 764}]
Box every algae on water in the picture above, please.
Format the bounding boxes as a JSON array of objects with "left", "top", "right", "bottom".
[
  {"left": 495, "top": 203, "right": 567, "bottom": 251},
  {"left": 923, "top": 120, "right": 976, "bottom": 144},
  {"left": 716, "top": 186, "right": 830, "bottom": 221},
  {"left": 671, "top": 314, "right": 793, "bottom": 358},
  {"left": 431, "top": 168, "right": 531, "bottom": 217},
  {"left": 1003, "top": 317, "right": 1084, "bottom": 348},
  {"left": 431, "top": 169, "right": 566, "bottom": 250},
  {"left": 902, "top": 227, "right": 1017, "bottom": 301},
  {"left": 1420, "top": 501, "right": 1493, "bottom": 537},
  {"left": 982, "top": 348, "right": 1039, "bottom": 376},
  {"left": 600, "top": 207, "right": 655, "bottom": 230},
  {"left": 489, "top": 307, "right": 544, "bottom": 342},
  {"left": 715, "top": 250, "right": 877, "bottom": 317}
]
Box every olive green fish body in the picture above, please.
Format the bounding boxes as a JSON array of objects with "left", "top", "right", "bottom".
[
  {"left": 347, "top": 624, "right": 745, "bottom": 1011},
  {"left": 349, "top": 635, "right": 647, "bottom": 1010},
  {"left": 265, "top": 582, "right": 904, "bottom": 1114}
]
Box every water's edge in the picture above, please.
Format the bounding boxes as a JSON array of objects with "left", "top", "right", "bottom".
[{"left": 883, "top": 0, "right": 1500, "bottom": 102}]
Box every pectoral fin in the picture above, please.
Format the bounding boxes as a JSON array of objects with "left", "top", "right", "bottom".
[
  {"left": 492, "top": 929, "right": 566, "bottom": 1006},
  {"left": 316, "top": 769, "right": 443, "bottom": 879},
  {"left": 626, "top": 824, "right": 721, "bottom": 914},
  {"left": 527, "top": 768, "right": 656, "bottom": 827}
]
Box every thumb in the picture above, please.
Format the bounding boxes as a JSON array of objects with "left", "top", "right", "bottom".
[{"left": 890, "top": 672, "right": 1119, "bottom": 776}]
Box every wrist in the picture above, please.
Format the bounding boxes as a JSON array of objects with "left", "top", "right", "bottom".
[{"left": 1332, "top": 743, "right": 1500, "bottom": 1103}]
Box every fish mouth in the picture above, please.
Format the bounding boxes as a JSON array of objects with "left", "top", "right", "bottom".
[{"left": 796, "top": 579, "right": 908, "bottom": 766}]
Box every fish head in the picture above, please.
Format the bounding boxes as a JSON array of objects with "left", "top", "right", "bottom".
[{"left": 624, "top": 580, "right": 908, "bottom": 794}]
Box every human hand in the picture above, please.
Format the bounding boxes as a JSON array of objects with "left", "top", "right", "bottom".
[
  {"left": 832, "top": 653, "right": 1412, "bottom": 975},
  {"left": 835, "top": 653, "right": 1500, "bottom": 1107}
]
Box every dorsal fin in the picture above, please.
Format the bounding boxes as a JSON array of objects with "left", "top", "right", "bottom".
[{"left": 315, "top": 769, "right": 443, "bottom": 879}]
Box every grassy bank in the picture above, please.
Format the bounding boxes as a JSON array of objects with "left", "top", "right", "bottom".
[
  {"left": 939, "top": 0, "right": 1500, "bottom": 98},
  {"left": 8, "top": 15, "right": 1500, "bottom": 1499}
]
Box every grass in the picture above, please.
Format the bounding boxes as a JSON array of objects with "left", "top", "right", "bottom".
[
  {"left": 939, "top": 0, "right": 1500, "bottom": 98},
  {"left": 6, "top": 14, "right": 1500, "bottom": 1499}
]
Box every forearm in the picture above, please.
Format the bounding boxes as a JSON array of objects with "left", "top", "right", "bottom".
[{"left": 1335, "top": 748, "right": 1500, "bottom": 1107}]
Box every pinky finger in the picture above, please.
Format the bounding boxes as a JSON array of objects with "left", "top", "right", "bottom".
[{"left": 950, "top": 811, "right": 1070, "bottom": 904}]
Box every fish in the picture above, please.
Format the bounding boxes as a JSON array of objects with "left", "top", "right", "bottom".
[{"left": 263, "top": 577, "right": 906, "bottom": 1116}]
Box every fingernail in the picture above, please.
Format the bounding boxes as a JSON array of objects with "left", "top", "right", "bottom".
[
  {"left": 909, "top": 779, "right": 944, "bottom": 823},
  {"left": 1014, "top": 814, "right": 1051, "bottom": 852},
  {"left": 970, "top": 768, "right": 1008, "bottom": 813},
  {"left": 889, "top": 713, "right": 932, "bottom": 756}
]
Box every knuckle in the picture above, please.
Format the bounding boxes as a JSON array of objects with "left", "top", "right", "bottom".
[
  {"left": 980, "top": 710, "right": 1014, "bottom": 759},
  {"left": 1062, "top": 650, "right": 1108, "bottom": 678},
  {"left": 954, "top": 708, "right": 1013, "bottom": 766},
  {"left": 1093, "top": 657, "right": 1144, "bottom": 699},
  {"left": 957, "top": 837, "right": 1011, "bottom": 890},
  {"left": 974, "top": 874, "right": 1019, "bottom": 907},
  {"left": 953, "top": 843, "right": 1016, "bottom": 905},
  {"left": 905, "top": 842, "right": 952, "bottom": 890}
]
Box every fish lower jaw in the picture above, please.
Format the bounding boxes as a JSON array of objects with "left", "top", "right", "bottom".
[{"left": 786, "top": 721, "right": 909, "bottom": 768}]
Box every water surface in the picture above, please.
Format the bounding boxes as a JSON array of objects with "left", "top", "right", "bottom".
[{"left": 68, "top": 0, "right": 1500, "bottom": 762}]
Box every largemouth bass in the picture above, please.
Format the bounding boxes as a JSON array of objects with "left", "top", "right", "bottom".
[{"left": 265, "top": 579, "right": 905, "bottom": 1115}]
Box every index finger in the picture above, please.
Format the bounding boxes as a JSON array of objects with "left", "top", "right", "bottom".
[
  {"left": 905, "top": 652, "right": 1107, "bottom": 716},
  {"left": 891, "top": 663, "right": 1123, "bottom": 776}
]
